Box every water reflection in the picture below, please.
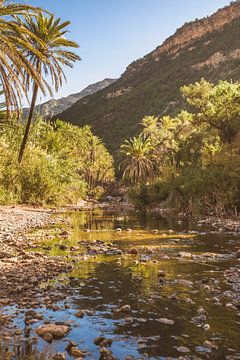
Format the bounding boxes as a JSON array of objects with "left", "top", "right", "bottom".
[{"left": 2, "top": 210, "right": 240, "bottom": 359}]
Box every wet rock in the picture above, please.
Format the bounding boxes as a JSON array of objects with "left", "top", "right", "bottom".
[
  {"left": 59, "top": 244, "right": 68, "bottom": 251},
  {"left": 177, "top": 279, "right": 193, "bottom": 287},
  {"left": 36, "top": 323, "right": 70, "bottom": 339},
  {"left": 129, "top": 248, "right": 138, "bottom": 255},
  {"left": 156, "top": 318, "right": 174, "bottom": 325},
  {"left": 118, "top": 304, "right": 131, "bottom": 313},
  {"left": 204, "top": 340, "right": 218, "bottom": 350},
  {"left": 52, "top": 353, "right": 66, "bottom": 360},
  {"left": 99, "top": 347, "right": 115, "bottom": 360},
  {"left": 85, "top": 310, "right": 94, "bottom": 316},
  {"left": 94, "top": 336, "right": 106, "bottom": 345},
  {"left": 75, "top": 310, "right": 85, "bottom": 318},
  {"left": 178, "top": 252, "right": 192, "bottom": 259},
  {"left": 65, "top": 340, "right": 77, "bottom": 352},
  {"left": 158, "top": 270, "right": 166, "bottom": 277},
  {"left": 43, "top": 332, "right": 53, "bottom": 342},
  {"left": 59, "top": 230, "right": 71, "bottom": 237},
  {"left": 175, "top": 346, "right": 190, "bottom": 353},
  {"left": 70, "top": 347, "right": 85, "bottom": 358},
  {"left": 146, "top": 247, "right": 154, "bottom": 254},
  {"left": 203, "top": 324, "right": 210, "bottom": 331}
]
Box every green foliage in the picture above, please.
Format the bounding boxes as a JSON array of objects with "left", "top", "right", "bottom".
[
  {"left": 0, "top": 117, "right": 115, "bottom": 205},
  {"left": 125, "top": 80, "right": 240, "bottom": 215},
  {"left": 120, "top": 135, "right": 155, "bottom": 184}
]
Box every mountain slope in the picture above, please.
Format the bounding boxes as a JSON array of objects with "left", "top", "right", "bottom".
[
  {"left": 23, "top": 78, "right": 116, "bottom": 118},
  {"left": 56, "top": 2, "right": 240, "bottom": 152}
]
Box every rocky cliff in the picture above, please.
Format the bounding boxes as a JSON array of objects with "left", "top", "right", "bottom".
[{"left": 56, "top": 1, "right": 240, "bottom": 152}]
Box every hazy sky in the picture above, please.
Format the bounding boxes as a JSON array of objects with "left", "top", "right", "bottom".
[{"left": 20, "top": 0, "right": 231, "bottom": 104}]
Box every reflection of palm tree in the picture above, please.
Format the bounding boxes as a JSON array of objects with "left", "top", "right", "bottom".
[
  {"left": 120, "top": 136, "right": 155, "bottom": 184},
  {"left": 15, "top": 12, "right": 80, "bottom": 162}
]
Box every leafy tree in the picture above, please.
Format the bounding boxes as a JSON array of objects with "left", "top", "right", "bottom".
[
  {"left": 181, "top": 79, "right": 240, "bottom": 143},
  {"left": 126, "top": 80, "right": 240, "bottom": 215}
]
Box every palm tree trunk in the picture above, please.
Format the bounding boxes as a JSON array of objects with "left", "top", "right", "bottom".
[{"left": 18, "top": 82, "right": 39, "bottom": 163}]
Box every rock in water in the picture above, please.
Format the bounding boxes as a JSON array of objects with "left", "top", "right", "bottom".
[{"left": 36, "top": 324, "right": 70, "bottom": 339}]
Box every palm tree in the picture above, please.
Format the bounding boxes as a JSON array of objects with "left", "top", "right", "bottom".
[
  {"left": 120, "top": 136, "right": 155, "bottom": 184},
  {"left": 0, "top": 1, "right": 47, "bottom": 118},
  {"left": 15, "top": 12, "right": 80, "bottom": 163}
]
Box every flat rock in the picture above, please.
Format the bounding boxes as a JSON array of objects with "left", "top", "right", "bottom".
[{"left": 36, "top": 323, "right": 70, "bottom": 339}]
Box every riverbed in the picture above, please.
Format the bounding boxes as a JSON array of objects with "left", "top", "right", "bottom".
[{"left": 1, "top": 208, "right": 240, "bottom": 360}]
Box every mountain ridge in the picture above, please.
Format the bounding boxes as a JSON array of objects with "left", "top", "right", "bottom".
[
  {"left": 23, "top": 78, "right": 116, "bottom": 118},
  {"left": 55, "top": 1, "right": 240, "bottom": 152}
]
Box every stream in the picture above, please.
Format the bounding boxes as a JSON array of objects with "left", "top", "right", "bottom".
[{"left": 1, "top": 209, "right": 240, "bottom": 360}]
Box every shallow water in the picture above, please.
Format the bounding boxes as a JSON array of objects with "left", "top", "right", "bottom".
[{"left": 1, "top": 209, "right": 240, "bottom": 359}]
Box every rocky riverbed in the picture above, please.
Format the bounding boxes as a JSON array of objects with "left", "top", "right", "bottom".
[
  {"left": 0, "top": 206, "right": 73, "bottom": 308},
  {"left": 1, "top": 207, "right": 240, "bottom": 360}
]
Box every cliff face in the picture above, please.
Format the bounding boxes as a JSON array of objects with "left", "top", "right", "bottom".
[
  {"left": 126, "top": 1, "right": 240, "bottom": 74},
  {"left": 23, "top": 78, "right": 116, "bottom": 118},
  {"left": 56, "top": 1, "right": 240, "bottom": 152}
]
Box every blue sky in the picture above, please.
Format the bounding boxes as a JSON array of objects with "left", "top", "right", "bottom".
[{"left": 20, "top": 0, "right": 231, "bottom": 104}]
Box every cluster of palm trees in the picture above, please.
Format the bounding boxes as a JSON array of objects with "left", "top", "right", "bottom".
[
  {"left": 120, "top": 135, "right": 156, "bottom": 185},
  {"left": 0, "top": 0, "right": 80, "bottom": 162}
]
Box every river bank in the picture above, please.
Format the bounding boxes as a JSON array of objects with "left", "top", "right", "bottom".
[{"left": 0, "top": 206, "right": 73, "bottom": 308}]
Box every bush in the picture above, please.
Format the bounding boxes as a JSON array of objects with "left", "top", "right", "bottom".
[{"left": 0, "top": 117, "right": 114, "bottom": 205}]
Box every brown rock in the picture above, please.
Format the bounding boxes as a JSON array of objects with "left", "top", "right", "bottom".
[
  {"left": 129, "top": 248, "right": 138, "bottom": 255},
  {"left": 36, "top": 323, "right": 70, "bottom": 339}
]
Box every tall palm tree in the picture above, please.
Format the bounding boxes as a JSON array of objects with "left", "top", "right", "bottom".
[
  {"left": 15, "top": 12, "right": 80, "bottom": 163},
  {"left": 120, "top": 136, "right": 155, "bottom": 184},
  {"left": 0, "top": 1, "right": 47, "bottom": 118}
]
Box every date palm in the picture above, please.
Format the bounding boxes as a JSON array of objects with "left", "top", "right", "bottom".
[
  {"left": 0, "top": 1, "right": 46, "bottom": 118},
  {"left": 120, "top": 136, "right": 155, "bottom": 184},
  {"left": 16, "top": 12, "right": 80, "bottom": 163}
]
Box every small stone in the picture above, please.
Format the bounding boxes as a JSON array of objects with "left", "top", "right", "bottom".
[
  {"left": 146, "top": 247, "right": 154, "bottom": 254},
  {"left": 70, "top": 347, "right": 85, "bottom": 358},
  {"left": 85, "top": 310, "right": 94, "bottom": 316},
  {"left": 59, "top": 244, "right": 68, "bottom": 251},
  {"left": 175, "top": 346, "right": 190, "bottom": 353},
  {"left": 15, "top": 329, "right": 22, "bottom": 335},
  {"left": 43, "top": 332, "right": 53, "bottom": 342},
  {"left": 203, "top": 323, "right": 210, "bottom": 331},
  {"left": 158, "top": 270, "right": 166, "bottom": 277},
  {"left": 52, "top": 353, "right": 66, "bottom": 360},
  {"left": 157, "top": 318, "right": 174, "bottom": 325},
  {"left": 75, "top": 310, "right": 85, "bottom": 318},
  {"left": 65, "top": 340, "right": 77, "bottom": 352},
  {"left": 129, "top": 248, "right": 138, "bottom": 255},
  {"left": 99, "top": 346, "right": 114, "bottom": 360},
  {"left": 119, "top": 304, "right": 131, "bottom": 313},
  {"left": 94, "top": 336, "right": 106, "bottom": 345}
]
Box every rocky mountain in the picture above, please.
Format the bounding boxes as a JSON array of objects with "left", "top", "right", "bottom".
[
  {"left": 23, "top": 78, "right": 116, "bottom": 118},
  {"left": 55, "top": 1, "right": 240, "bottom": 152}
]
